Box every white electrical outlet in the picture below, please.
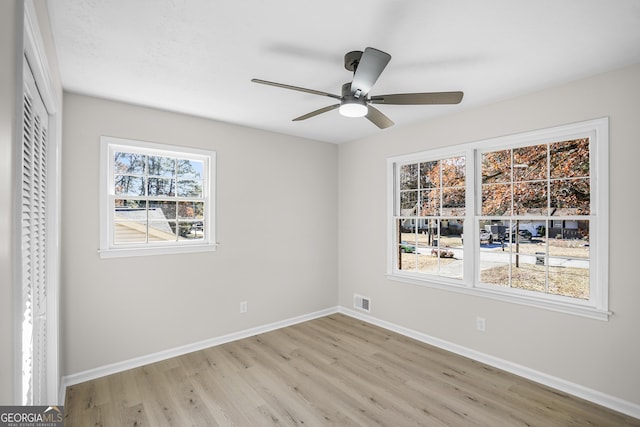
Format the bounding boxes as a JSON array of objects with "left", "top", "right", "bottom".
[
  {"left": 240, "top": 301, "right": 248, "bottom": 313},
  {"left": 476, "top": 316, "right": 486, "bottom": 332}
]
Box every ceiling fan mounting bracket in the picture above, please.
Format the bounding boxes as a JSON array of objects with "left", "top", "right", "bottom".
[
  {"left": 341, "top": 82, "right": 355, "bottom": 97},
  {"left": 344, "top": 50, "right": 363, "bottom": 72}
]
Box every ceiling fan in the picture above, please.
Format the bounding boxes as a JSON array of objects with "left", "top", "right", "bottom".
[{"left": 252, "top": 47, "right": 463, "bottom": 129}]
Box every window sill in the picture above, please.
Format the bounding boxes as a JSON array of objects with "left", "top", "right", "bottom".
[
  {"left": 99, "top": 243, "right": 218, "bottom": 259},
  {"left": 387, "top": 273, "right": 611, "bottom": 321}
]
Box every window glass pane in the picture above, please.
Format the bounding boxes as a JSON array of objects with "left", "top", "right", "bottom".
[
  {"left": 113, "top": 199, "right": 147, "bottom": 234},
  {"left": 114, "top": 152, "right": 145, "bottom": 174},
  {"left": 548, "top": 264, "right": 589, "bottom": 299},
  {"left": 149, "top": 200, "right": 176, "bottom": 221},
  {"left": 550, "top": 138, "right": 590, "bottom": 179},
  {"left": 400, "top": 250, "right": 417, "bottom": 271},
  {"left": 148, "top": 221, "right": 177, "bottom": 242},
  {"left": 510, "top": 219, "right": 536, "bottom": 242},
  {"left": 399, "top": 218, "right": 416, "bottom": 235},
  {"left": 400, "top": 164, "right": 419, "bottom": 190},
  {"left": 550, "top": 178, "right": 590, "bottom": 215},
  {"left": 419, "top": 189, "right": 439, "bottom": 216},
  {"left": 513, "top": 144, "right": 547, "bottom": 181},
  {"left": 479, "top": 219, "right": 510, "bottom": 285},
  {"left": 400, "top": 191, "right": 418, "bottom": 214},
  {"left": 479, "top": 251, "right": 511, "bottom": 287},
  {"left": 177, "top": 221, "right": 204, "bottom": 240},
  {"left": 441, "top": 218, "right": 463, "bottom": 239},
  {"left": 442, "top": 187, "right": 465, "bottom": 216},
  {"left": 114, "top": 222, "right": 147, "bottom": 244},
  {"left": 548, "top": 220, "right": 589, "bottom": 258},
  {"left": 438, "top": 218, "right": 463, "bottom": 279},
  {"left": 177, "top": 179, "right": 203, "bottom": 197},
  {"left": 510, "top": 261, "right": 546, "bottom": 293},
  {"left": 416, "top": 220, "right": 436, "bottom": 274},
  {"left": 397, "top": 219, "right": 416, "bottom": 271},
  {"left": 441, "top": 156, "right": 465, "bottom": 187},
  {"left": 548, "top": 220, "right": 590, "bottom": 304},
  {"left": 177, "top": 159, "right": 203, "bottom": 179},
  {"left": 482, "top": 183, "right": 512, "bottom": 215},
  {"left": 178, "top": 201, "right": 204, "bottom": 219},
  {"left": 148, "top": 156, "right": 176, "bottom": 177},
  {"left": 148, "top": 178, "right": 176, "bottom": 196},
  {"left": 418, "top": 219, "right": 439, "bottom": 247},
  {"left": 482, "top": 150, "right": 511, "bottom": 184},
  {"left": 417, "top": 253, "right": 438, "bottom": 274},
  {"left": 420, "top": 161, "right": 439, "bottom": 188},
  {"left": 115, "top": 175, "right": 145, "bottom": 196},
  {"left": 513, "top": 181, "right": 547, "bottom": 215}
]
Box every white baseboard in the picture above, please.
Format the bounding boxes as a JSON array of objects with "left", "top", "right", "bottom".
[
  {"left": 339, "top": 306, "right": 640, "bottom": 420},
  {"left": 59, "top": 306, "right": 339, "bottom": 403},
  {"left": 59, "top": 305, "right": 640, "bottom": 420}
]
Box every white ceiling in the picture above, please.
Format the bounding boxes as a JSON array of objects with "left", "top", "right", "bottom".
[{"left": 47, "top": 0, "right": 640, "bottom": 144}]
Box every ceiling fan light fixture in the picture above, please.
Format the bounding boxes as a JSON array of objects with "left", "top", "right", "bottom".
[{"left": 339, "top": 100, "right": 368, "bottom": 118}]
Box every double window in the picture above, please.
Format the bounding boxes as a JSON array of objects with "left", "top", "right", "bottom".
[
  {"left": 100, "top": 136, "right": 216, "bottom": 257},
  {"left": 388, "top": 118, "right": 609, "bottom": 319}
]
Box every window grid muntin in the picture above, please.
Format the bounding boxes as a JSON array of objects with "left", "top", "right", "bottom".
[
  {"left": 395, "top": 156, "right": 466, "bottom": 279},
  {"left": 478, "top": 137, "right": 592, "bottom": 301},
  {"left": 388, "top": 118, "right": 607, "bottom": 318},
  {"left": 107, "top": 140, "right": 212, "bottom": 249}
]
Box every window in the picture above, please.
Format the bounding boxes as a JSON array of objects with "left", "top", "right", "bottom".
[
  {"left": 388, "top": 118, "right": 609, "bottom": 320},
  {"left": 396, "top": 155, "right": 466, "bottom": 280},
  {"left": 100, "top": 136, "right": 216, "bottom": 258}
]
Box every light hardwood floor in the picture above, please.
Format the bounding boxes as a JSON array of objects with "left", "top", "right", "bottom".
[{"left": 64, "top": 314, "right": 639, "bottom": 426}]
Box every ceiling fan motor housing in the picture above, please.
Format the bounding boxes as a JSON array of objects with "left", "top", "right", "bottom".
[{"left": 344, "top": 50, "right": 363, "bottom": 72}]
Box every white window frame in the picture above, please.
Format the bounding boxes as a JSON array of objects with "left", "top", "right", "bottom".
[
  {"left": 99, "top": 136, "right": 217, "bottom": 258},
  {"left": 387, "top": 118, "right": 610, "bottom": 320}
]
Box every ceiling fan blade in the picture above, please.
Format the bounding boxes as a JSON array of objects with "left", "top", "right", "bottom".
[
  {"left": 292, "top": 104, "right": 340, "bottom": 121},
  {"left": 370, "top": 91, "right": 464, "bottom": 105},
  {"left": 365, "top": 105, "right": 394, "bottom": 129},
  {"left": 350, "top": 47, "right": 391, "bottom": 97},
  {"left": 251, "top": 78, "right": 341, "bottom": 100}
]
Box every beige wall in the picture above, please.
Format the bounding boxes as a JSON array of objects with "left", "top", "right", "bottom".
[
  {"left": 338, "top": 63, "right": 640, "bottom": 405},
  {"left": 61, "top": 94, "right": 339, "bottom": 375},
  {"left": 6, "top": 0, "right": 638, "bottom": 410},
  {"left": 0, "top": 0, "right": 18, "bottom": 404}
]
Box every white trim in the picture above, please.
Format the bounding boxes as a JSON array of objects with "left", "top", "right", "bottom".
[
  {"left": 17, "top": 0, "right": 61, "bottom": 405},
  {"left": 23, "top": 0, "right": 57, "bottom": 114},
  {"left": 99, "top": 135, "right": 217, "bottom": 258},
  {"left": 13, "top": 0, "right": 25, "bottom": 406},
  {"left": 59, "top": 307, "right": 339, "bottom": 403},
  {"left": 387, "top": 273, "right": 611, "bottom": 321},
  {"left": 98, "top": 242, "right": 219, "bottom": 258},
  {"left": 387, "top": 118, "right": 610, "bottom": 320},
  {"left": 60, "top": 305, "right": 640, "bottom": 419},
  {"left": 338, "top": 307, "right": 640, "bottom": 420}
]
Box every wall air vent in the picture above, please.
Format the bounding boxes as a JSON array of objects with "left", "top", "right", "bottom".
[{"left": 354, "top": 294, "right": 371, "bottom": 313}]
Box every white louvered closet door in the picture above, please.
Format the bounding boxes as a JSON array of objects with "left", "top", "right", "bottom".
[{"left": 21, "top": 58, "right": 49, "bottom": 405}]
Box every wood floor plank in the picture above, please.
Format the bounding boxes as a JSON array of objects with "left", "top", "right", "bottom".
[{"left": 64, "top": 314, "right": 640, "bottom": 426}]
